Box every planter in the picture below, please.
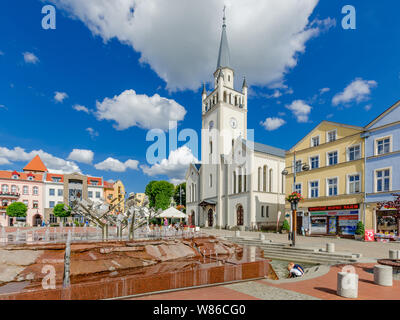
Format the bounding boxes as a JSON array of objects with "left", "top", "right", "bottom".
[{"left": 354, "top": 234, "right": 363, "bottom": 241}]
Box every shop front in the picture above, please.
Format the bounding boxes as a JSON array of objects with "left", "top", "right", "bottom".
[
  {"left": 308, "top": 204, "right": 360, "bottom": 236},
  {"left": 375, "top": 208, "right": 399, "bottom": 239}
]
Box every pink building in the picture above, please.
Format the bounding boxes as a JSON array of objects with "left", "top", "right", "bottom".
[{"left": 0, "top": 156, "right": 46, "bottom": 227}]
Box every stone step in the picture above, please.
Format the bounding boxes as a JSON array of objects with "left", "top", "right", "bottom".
[
  {"left": 261, "top": 249, "right": 357, "bottom": 263},
  {"left": 259, "top": 246, "right": 357, "bottom": 260},
  {"left": 263, "top": 252, "right": 356, "bottom": 265}
]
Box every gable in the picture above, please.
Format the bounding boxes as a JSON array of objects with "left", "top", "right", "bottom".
[{"left": 366, "top": 101, "right": 400, "bottom": 130}]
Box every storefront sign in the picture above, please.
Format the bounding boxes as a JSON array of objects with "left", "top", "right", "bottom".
[
  {"left": 308, "top": 204, "right": 359, "bottom": 212},
  {"left": 365, "top": 229, "right": 375, "bottom": 242}
]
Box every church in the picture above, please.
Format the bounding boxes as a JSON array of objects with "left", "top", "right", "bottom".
[{"left": 185, "top": 14, "right": 286, "bottom": 230}]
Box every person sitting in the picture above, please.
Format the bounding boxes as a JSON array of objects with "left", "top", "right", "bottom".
[{"left": 287, "top": 262, "right": 305, "bottom": 278}]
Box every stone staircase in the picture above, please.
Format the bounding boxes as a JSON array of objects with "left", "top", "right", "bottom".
[{"left": 221, "top": 236, "right": 361, "bottom": 265}]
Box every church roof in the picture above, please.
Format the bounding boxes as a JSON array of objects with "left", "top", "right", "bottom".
[
  {"left": 243, "top": 140, "right": 286, "bottom": 158},
  {"left": 216, "top": 12, "right": 231, "bottom": 69},
  {"left": 194, "top": 164, "right": 202, "bottom": 171},
  {"left": 23, "top": 155, "right": 48, "bottom": 172}
]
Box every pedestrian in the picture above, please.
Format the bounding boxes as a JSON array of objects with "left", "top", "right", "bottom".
[{"left": 287, "top": 262, "right": 304, "bottom": 278}]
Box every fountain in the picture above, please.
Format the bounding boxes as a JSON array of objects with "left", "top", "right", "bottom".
[{"left": 45, "top": 227, "right": 50, "bottom": 242}]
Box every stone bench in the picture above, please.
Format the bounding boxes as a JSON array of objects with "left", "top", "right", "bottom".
[{"left": 374, "top": 265, "right": 393, "bottom": 287}]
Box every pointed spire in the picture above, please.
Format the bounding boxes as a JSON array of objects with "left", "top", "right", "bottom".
[
  {"left": 202, "top": 83, "right": 207, "bottom": 95},
  {"left": 217, "top": 6, "right": 231, "bottom": 69},
  {"left": 242, "top": 77, "right": 248, "bottom": 88}
]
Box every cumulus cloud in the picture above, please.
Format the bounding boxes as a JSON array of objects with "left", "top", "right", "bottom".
[
  {"left": 54, "top": 91, "right": 68, "bottom": 103},
  {"left": 95, "top": 89, "right": 186, "bottom": 131},
  {"left": 320, "top": 87, "right": 330, "bottom": 94},
  {"left": 48, "top": 0, "right": 330, "bottom": 91},
  {"left": 95, "top": 157, "right": 139, "bottom": 172},
  {"left": 260, "top": 117, "right": 286, "bottom": 131},
  {"left": 86, "top": 127, "right": 99, "bottom": 139},
  {"left": 332, "top": 78, "right": 378, "bottom": 106},
  {"left": 286, "top": 100, "right": 312, "bottom": 123},
  {"left": 141, "top": 146, "right": 198, "bottom": 182},
  {"left": 0, "top": 157, "right": 11, "bottom": 165},
  {"left": 23, "top": 52, "right": 39, "bottom": 64},
  {"left": 0, "top": 146, "right": 80, "bottom": 173},
  {"left": 67, "top": 149, "right": 94, "bottom": 164},
  {"left": 73, "top": 104, "right": 90, "bottom": 113}
]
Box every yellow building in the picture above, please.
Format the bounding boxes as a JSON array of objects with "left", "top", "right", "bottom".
[
  {"left": 103, "top": 180, "right": 125, "bottom": 214},
  {"left": 285, "top": 121, "right": 365, "bottom": 237},
  {"left": 134, "top": 193, "right": 146, "bottom": 207}
]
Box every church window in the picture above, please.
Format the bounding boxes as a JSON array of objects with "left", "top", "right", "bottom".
[
  {"left": 209, "top": 174, "right": 212, "bottom": 188},
  {"left": 238, "top": 169, "right": 242, "bottom": 193},
  {"left": 261, "top": 206, "right": 264, "bottom": 217},
  {"left": 229, "top": 94, "right": 232, "bottom": 104},
  {"left": 223, "top": 91, "right": 227, "bottom": 103},
  {"left": 244, "top": 168, "right": 247, "bottom": 192},
  {"left": 258, "top": 167, "right": 261, "bottom": 191},
  {"left": 263, "top": 166, "right": 267, "bottom": 192},
  {"left": 269, "top": 169, "right": 273, "bottom": 192},
  {"left": 209, "top": 141, "right": 213, "bottom": 154},
  {"left": 228, "top": 75, "right": 231, "bottom": 82},
  {"left": 233, "top": 172, "right": 236, "bottom": 193}
]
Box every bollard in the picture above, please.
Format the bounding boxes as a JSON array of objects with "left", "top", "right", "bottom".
[
  {"left": 259, "top": 233, "right": 265, "bottom": 241},
  {"left": 326, "top": 243, "right": 335, "bottom": 253},
  {"left": 374, "top": 265, "right": 393, "bottom": 287},
  {"left": 235, "top": 230, "right": 240, "bottom": 238},
  {"left": 389, "top": 250, "right": 399, "bottom": 260},
  {"left": 337, "top": 272, "right": 358, "bottom": 298}
]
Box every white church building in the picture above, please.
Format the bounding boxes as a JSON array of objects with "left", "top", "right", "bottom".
[{"left": 186, "top": 14, "right": 286, "bottom": 230}]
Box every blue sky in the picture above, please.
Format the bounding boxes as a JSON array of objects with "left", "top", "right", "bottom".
[{"left": 0, "top": 0, "right": 399, "bottom": 193}]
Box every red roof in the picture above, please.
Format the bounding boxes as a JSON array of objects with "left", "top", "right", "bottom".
[
  {"left": 88, "top": 177, "right": 102, "bottom": 186},
  {"left": 0, "top": 170, "right": 43, "bottom": 182},
  {"left": 103, "top": 181, "right": 114, "bottom": 189},
  {"left": 46, "top": 173, "right": 64, "bottom": 182},
  {"left": 11, "top": 171, "right": 20, "bottom": 176},
  {"left": 23, "top": 155, "right": 48, "bottom": 173}
]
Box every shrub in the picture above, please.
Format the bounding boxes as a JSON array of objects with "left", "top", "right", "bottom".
[
  {"left": 282, "top": 220, "right": 290, "bottom": 232},
  {"left": 6, "top": 202, "right": 27, "bottom": 218},
  {"left": 355, "top": 221, "right": 365, "bottom": 235},
  {"left": 53, "top": 203, "right": 72, "bottom": 218}
]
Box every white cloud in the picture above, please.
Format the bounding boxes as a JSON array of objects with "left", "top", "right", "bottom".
[
  {"left": 0, "top": 146, "right": 80, "bottom": 173},
  {"left": 286, "top": 100, "right": 312, "bottom": 123},
  {"left": 95, "top": 157, "right": 139, "bottom": 172},
  {"left": 95, "top": 89, "right": 186, "bottom": 131},
  {"left": 54, "top": 91, "right": 68, "bottom": 103},
  {"left": 319, "top": 87, "right": 330, "bottom": 94},
  {"left": 141, "top": 146, "right": 198, "bottom": 181},
  {"left": 260, "top": 117, "right": 286, "bottom": 131},
  {"left": 86, "top": 127, "right": 99, "bottom": 139},
  {"left": 332, "top": 78, "right": 377, "bottom": 106},
  {"left": 49, "top": 0, "right": 330, "bottom": 91},
  {"left": 0, "top": 157, "right": 11, "bottom": 165},
  {"left": 67, "top": 149, "right": 94, "bottom": 164},
  {"left": 23, "top": 52, "right": 39, "bottom": 64},
  {"left": 364, "top": 104, "right": 372, "bottom": 111},
  {"left": 73, "top": 104, "right": 90, "bottom": 113}
]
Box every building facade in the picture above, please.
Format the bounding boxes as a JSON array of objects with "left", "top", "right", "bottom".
[
  {"left": 364, "top": 101, "right": 400, "bottom": 236},
  {"left": 285, "top": 121, "right": 365, "bottom": 237},
  {"left": 186, "top": 15, "right": 286, "bottom": 230}
]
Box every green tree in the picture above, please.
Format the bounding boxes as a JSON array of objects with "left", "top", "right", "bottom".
[
  {"left": 6, "top": 202, "right": 27, "bottom": 218},
  {"left": 145, "top": 180, "right": 174, "bottom": 210},
  {"left": 53, "top": 203, "right": 71, "bottom": 218},
  {"left": 355, "top": 221, "right": 365, "bottom": 235},
  {"left": 282, "top": 220, "right": 290, "bottom": 232},
  {"left": 173, "top": 182, "right": 186, "bottom": 207}
]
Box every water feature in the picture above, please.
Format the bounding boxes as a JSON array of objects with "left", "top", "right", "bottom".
[{"left": 268, "top": 260, "right": 317, "bottom": 279}]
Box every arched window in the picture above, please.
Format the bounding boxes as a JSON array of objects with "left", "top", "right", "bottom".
[
  {"left": 209, "top": 141, "right": 213, "bottom": 154},
  {"left": 237, "top": 205, "right": 244, "bottom": 226},
  {"left": 261, "top": 206, "right": 264, "bottom": 217},
  {"left": 244, "top": 168, "right": 247, "bottom": 192},
  {"left": 229, "top": 93, "right": 232, "bottom": 105},
  {"left": 209, "top": 174, "right": 213, "bottom": 188},
  {"left": 1, "top": 185, "right": 8, "bottom": 193},
  {"left": 263, "top": 166, "right": 267, "bottom": 192},
  {"left": 258, "top": 167, "right": 261, "bottom": 191},
  {"left": 269, "top": 169, "right": 273, "bottom": 192},
  {"left": 223, "top": 91, "right": 227, "bottom": 103},
  {"left": 238, "top": 168, "right": 242, "bottom": 193}
]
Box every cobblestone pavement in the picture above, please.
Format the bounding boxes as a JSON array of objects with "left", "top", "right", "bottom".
[{"left": 203, "top": 228, "right": 400, "bottom": 259}]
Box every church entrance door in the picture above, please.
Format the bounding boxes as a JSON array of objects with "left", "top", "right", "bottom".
[
  {"left": 208, "top": 209, "right": 213, "bottom": 227},
  {"left": 237, "top": 205, "right": 244, "bottom": 226}
]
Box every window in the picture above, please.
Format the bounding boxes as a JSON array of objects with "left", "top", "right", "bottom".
[
  {"left": 258, "top": 167, "right": 261, "bottom": 191},
  {"left": 49, "top": 201, "right": 55, "bottom": 208},
  {"left": 263, "top": 166, "right": 267, "bottom": 191},
  {"left": 311, "top": 136, "right": 320, "bottom": 147},
  {"left": 33, "top": 186, "right": 38, "bottom": 195},
  {"left": 327, "top": 130, "right": 337, "bottom": 142},
  {"left": 348, "top": 145, "right": 361, "bottom": 161},
  {"left": 49, "top": 214, "right": 57, "bottom": 224},
  {"left": 58, "top": 189, "right": 63, "bottom": 196},
  {"left": 265, "top": 206, "right": 269, "bottom": 218},
  {"left": 90, "top": 180, "right": 98, "bottom": 186},
  {"left": 269, "top": 169, "right": 273, "bottom": 192},
  {"left": 28, "top": 176, "right": 34, "bottom": 181},
  {"left": 1, "top": 185, "right": 8, "bottom": 193},
  {"left": 261, "top": 206, "right": 264, "bottom": 217},
  {"left": 310, "top": 181, "right": 319, "bottom": 198},
  {"left": 295, "top": 160, "right": 302, "bottom": 173},
  {"left": 294, "top": 183, "right": 302, "bottom": 195},
  {"left": 49, "top": 188, "right": 55, "bottom": 196},
  {"left": 327, "top": 151, "right": 338, "bottom": 166},
  {"left": 376, "top": 137, "right": 391, "bottom": 155},
  {"left": 376, "top": 169, "right": 390, "bottom": 192},
  {"left": 348, "top": 174, "right": 360, "bottom": 194},
  {"left": 12, "top": 174, "right": 18, "bottom": 179},
  {"left": 209, "top": 141, "right": 213, "bottom": 154},
  {"left": 23, "top": 186, "right": 29, "bottom": 195},
  {"left": 209, "top": 174, "right": 213, "bottom": 188},
  {"left": 11, "top": 185, "right": 17, "bottom": 193},
  {"left": 88, "top": 191, "right": 93, "bottom": 198},
  {"left": 52, "top": 177, "right": 61, "bottom": 183},
  {"left": 310, "top": 156, "right": 319, "bottom": 170},
  {"left": 33, "top": 201, "right": 38, "bottom": 209},
  {"left": 96, "top": 192, "right": 101, "bottom": 199},
  {"left": 327, "top": 178, "right": 338, "bottom": 196},
  {"left": 233, "top": 172, "right": 236, "bottom": 193},
  {"left": 23, "top": 200, "right": 29, "bottom": 207}
]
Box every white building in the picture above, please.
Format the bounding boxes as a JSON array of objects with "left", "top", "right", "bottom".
[{"left": 186, "top": 14, "right": 286, "bottom": 230}]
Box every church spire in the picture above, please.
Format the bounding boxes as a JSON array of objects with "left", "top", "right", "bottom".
[{"left": 216, "top": 6, "right": 231, "bottom": 70}]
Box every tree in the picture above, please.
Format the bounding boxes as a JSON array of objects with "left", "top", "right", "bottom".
[
  {"left": 6, "top": 202, "right": 27, "bottom": 218},
  {"left": 145, "top": 180, "right": 174, "bottom": 210},
  {"left": 173, "top": 183, "right": 186, "bottom": 207},
  {"left": 53, "top": 203, "right": 71, "bottom": 218},
  {"left": 282, "top": 220, "right": 290, "bottom": 232},
  {"left": 355, "top": 221, "right": 365, "bottom": 235}
]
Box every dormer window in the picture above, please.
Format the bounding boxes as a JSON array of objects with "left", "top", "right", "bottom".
[
  {"left": 91, "top": 180, "right": 98, "bottom": 186},
  {"left": 28, "top": 176, "right": 34, "bottom": 181},
  {"left": 12, "top": 175, "right": 19, "bottom": 179},
  {"left": 52, "top": 177, "right": 61, "bottom": 183}
]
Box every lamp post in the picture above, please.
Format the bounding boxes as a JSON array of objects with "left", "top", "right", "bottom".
[{"left": 282, "top": 151, "right": 310, "bottom": 247}]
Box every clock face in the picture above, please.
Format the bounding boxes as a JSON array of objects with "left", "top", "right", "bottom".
[{"left": 230, "top": 117, "right": 237, "bottom": 129}]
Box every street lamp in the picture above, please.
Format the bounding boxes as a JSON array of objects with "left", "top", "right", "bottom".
[{"left": 281, "top": 152, "right": 310, "bottom": 247}]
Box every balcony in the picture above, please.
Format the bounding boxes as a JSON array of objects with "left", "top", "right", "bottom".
[{"left": 0, "top": 192, "right": 20, "bottom": 199}]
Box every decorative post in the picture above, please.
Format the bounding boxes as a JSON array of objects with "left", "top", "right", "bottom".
[{"left": 286, "top": 192, "right": 304, "bottom": 247}]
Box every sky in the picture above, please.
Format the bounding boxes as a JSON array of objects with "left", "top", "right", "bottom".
[{"left": 0, "top": 0, "right": 399, "bottom": 193}]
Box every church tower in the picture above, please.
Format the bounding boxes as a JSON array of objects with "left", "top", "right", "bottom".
[{"left": 201, "top": 9, "right": 248, "bottom": 163}]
